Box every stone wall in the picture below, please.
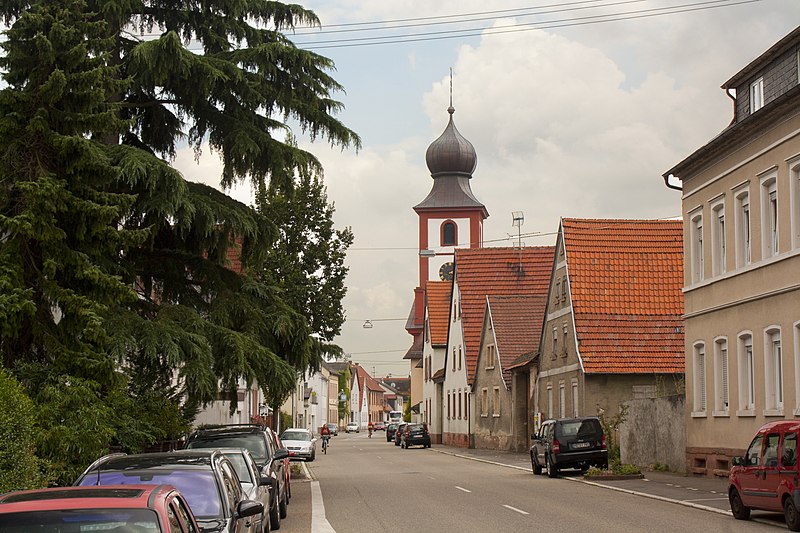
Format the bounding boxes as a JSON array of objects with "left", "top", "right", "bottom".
[{"left": 619, "top": 394, "right": 686, "bottom": 473}]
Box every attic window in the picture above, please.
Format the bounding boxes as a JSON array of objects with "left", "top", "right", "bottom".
[{"left": 750, "top": 77, "right": 764, "bottom": 113}]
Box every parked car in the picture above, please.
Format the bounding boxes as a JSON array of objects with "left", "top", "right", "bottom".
[
  {"left": 394, "top": 423, "right": 409, "bottom": 446},
  {"left": 326, "top": 423, "right": 339, "bottom": 436},
  {"left": 74, "top": 450, "right": 264, "bottom": 533},
  {"left": 400, "top": 423, "right": 431, "bottom": 448},
  {"left": 184, "top": 424, "right": 290, "bottom": 529},
  {"left": 268, "top": 427, "right": 292, "bottom": 505},
  {"left": 530, "top": 417, "right": 608, "bottom": 478},
  {"left": 281, "top": 428, "right": 317, "bottom": 461},
  {"left": 218, "top": 447, "right": 273, "bottom": 532},
  {"left": 345, "top": 422, "right": 359, "bottom": 433},
  {"left": 386, "top": 423, "right": 398, "bottom": 442},
  {"left": 0, "top": 484, "right": 203, "bottom": 532},
  {"left": 374, "top": 421, "right": 386, "bottom": 431},
  {"left": 729, "top": 420, "right": 800, "bottom": 530}
]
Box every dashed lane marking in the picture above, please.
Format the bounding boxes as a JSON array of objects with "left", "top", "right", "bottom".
[
  {"left": 503, "top": 505, "right": 530, "bottom": 515},
  {"left": 455, "top": 486, "right": 472, "bottom": 493}
]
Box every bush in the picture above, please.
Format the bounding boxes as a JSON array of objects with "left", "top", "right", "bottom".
[
  {"left": 613, "top": 463, "right": 642, "bottom": 475},
  {"left": 0, "top": 368, "right": 47, "bottom": 491}
]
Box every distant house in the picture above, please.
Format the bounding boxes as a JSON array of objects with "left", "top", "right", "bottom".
[
  {"left": 352, "top": 364, "right": 385, "bottom": 427},
  {"left": 535, "top": 218, "right": 684, "bottom": 430},
  {"left": 663, "top": 26, "right": 800, "bottom": 476},
  {"left": 421, "top": 280, "right": 453, "bottom": 443},
  {"left": 442, "top": 246, "right": 555, "bottom": 447},
  {"left": 472, "top": 295, "right": 547, "bottom": 452}
]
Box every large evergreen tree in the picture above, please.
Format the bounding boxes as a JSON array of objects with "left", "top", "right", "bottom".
[{"left": 0, "top": 0, "right": 359, "bottom": 479}]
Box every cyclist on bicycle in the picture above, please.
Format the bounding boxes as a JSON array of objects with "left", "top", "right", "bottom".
[
  {"left": 368, "top": 420, "right": 374, "bottom": 438},
  {"left": 320, "top": 424, "right": 331, "bottom": 451}
]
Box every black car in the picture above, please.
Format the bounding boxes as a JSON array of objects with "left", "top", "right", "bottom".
[
  {"left": 400, "top": 423, "right": 431, "bottom": 449},
  {"left": 386, "top": 423, "right": 398, "bottom": 442},
  {"left": 186, "top": 424, "right": 290, "bottom": 529},
  {"left": 74, "top": 450, "right": 265, "bottom": 533},
  {"left": 530, "top": 417, "right": 608, "bottom": 478}
]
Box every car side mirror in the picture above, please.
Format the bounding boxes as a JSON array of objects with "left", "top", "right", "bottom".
[
  {"left": 731, "top": 456, "right": 745, "bottom": 467},
  {"left": 260, "top": 475, "right": 275, "bottom": 488},
  {"left": 235, "top": 500, "right": 264, "bottom": 519},
  {"left": 273, "top": 448, "right": 289, "bottom": 461}
]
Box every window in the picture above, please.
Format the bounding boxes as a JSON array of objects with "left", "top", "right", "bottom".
[
  {"left": 764, "top": 327, "right": 783, "bottom": 412},
  {"left": 441, "top": 221, "right": 457, "bottom": 246},
  {"left": 693, "top": 342, "right": 706, "bottom": 413},
  {"left": 738, "top": 333, "right": 755, "bottom": 412},
  {"left": 784, "top": 433, "right": 798, "bottom": 467},
  {"left": 562, "top": 322, "right": 568, "bottom": 356},
  {"left": 750, "top": 77, "right": 764, "bottom": 113},
  {"left": 559, "top": 382, "right": 566, "bottom": 418},
  {"left": 713, "top": 338, "right": 729, "bottom": 414},
  {"left": 735, "top": 189, "right": 751, "bottom": 267},
  {"left": 561, "top": 277, "right": 567, "bottom": 301},
  {"left": 458, "top": 389, "right": 462, "bottom": 419},
  {"left": 452, "top": 348, "right": 456, "bottom": 371},
  {"left": 547, "top": 385, "right": 553, "bottom": 419},
  {"left": 555, "top": 280, "right": 561, "bottom": 303},
  {"left": 745, "top": 435, "right": 764, "bottom": 466},
  {"left": 761, "top": 174, "right": 778, "bottom": 258},
  {"left": 571, "top": 381, "right": 579, "bottom": 417},
  {"left": 711, "top": 200, "right": 726, "bottom": 275},
  {"left": 791, "top": 158, "right": 800, "bottom": 249},
  {"left": 447, "top": 391, "right": 451, "bottom": 420},
  {"left": 552, "top": 325, "right": 558, "bottom": 356},
  {"left": 493, "top": 387, "right": 500, "bottom": 417},
  {"left": 458, "top": 346, "right": 462, "bottom": 371},
  {"left": 485, "top": 345, "right": 496, "bottom": 369},
  {"left": 481, "top": 388, "right": 488, "bottom": 417},
  {"left": 690, "top": 210, "right": 704, "bottom": 283}
]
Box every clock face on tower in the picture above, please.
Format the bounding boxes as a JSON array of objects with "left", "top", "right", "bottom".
[{"left": 439, "top": 261, "right": 454, "bottom": 281}]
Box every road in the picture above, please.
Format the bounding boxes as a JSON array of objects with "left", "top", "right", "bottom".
[{"left": 280, "top": 431, "right": 780, "bottom": 533}]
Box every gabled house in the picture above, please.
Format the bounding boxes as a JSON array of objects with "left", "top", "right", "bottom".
[
  {"left": 421, "top": 280, "right": 453, "bottom": 443},
  {"left": 349, "top": 366, "right": 363, "bottom": 426},
  {"left": 663, "top": 26, "right": 800, "bottom": 476},
  {"left": 535, "top": 218, "right": 684, "bottom": 429},
  {"left": 442, "top": 246, "right": 555, "bottom": 447},
  {"left": 473, "top": 295, "right": 548, "bottom": 452},
  {"left": 352, "top": 363, "right": 385, "bottom": 427}
]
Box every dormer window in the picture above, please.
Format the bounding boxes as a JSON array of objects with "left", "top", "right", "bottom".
[
  {"left": 441, "top": 221, "right": 457, "bottom": 246},
  {"left": 750, "top": 77, "right": 764, "bottom": 113}
]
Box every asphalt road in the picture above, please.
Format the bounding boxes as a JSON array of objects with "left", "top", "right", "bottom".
[{"left": 280, "top": 432, "right": 780, "bottom": 533}]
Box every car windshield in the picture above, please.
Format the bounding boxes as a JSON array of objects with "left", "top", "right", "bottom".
[
  {"left": 0, "top": 509, "right": 159, "bottom": 532},
  {"left": 557, "top": 419, "right": 602, "bottom": 438},
  {"left": 281, "top": 431, "right": 310, "bottom": 441},
  {"left": 77, "top": 470, "right": 221, "bottom": 518},
  {"left": 221, "top": 452, "right": 254, "bottom": 485},
  {"left": 187, "top": 434, "right": 269, "bottom": 463}
]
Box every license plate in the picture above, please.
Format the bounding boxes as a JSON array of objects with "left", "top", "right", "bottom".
[{"left": 572, "top": 442, "right": 590, "bottom": 449}]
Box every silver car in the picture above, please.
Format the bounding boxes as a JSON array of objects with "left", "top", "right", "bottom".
[
  {"left": 218, "top": 448, "right": 273, "bottom": 532},
  {"left": 280, "top": 428, "right": 317, "bottom": 461}
]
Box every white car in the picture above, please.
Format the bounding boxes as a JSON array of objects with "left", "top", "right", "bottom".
[
  {"left": 280, "top": 428, "right": 317, "bottom": 461},
  {"left": 345, "top": 422, "right": 359, "bottom": 433}
]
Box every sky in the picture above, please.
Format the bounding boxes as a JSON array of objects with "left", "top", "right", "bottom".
[{"left": 173, "top": 0, "right": 800, "bottom": 378}]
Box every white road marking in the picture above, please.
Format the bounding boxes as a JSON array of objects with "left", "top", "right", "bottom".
[
  {"left": 503, "top": 505, "right": 529, "bottom": 515},
  {"left": 455, "top": 486, "right": 472, "bottom": 493},
  {"left": 427, "top": 476, "right": 436, "bottom": 480},
  {"left": 311, "top": 481, "right": 336, "bottom": 533},
  {"left": 684, "top": 497, "right": 729, "bottom": 503}
]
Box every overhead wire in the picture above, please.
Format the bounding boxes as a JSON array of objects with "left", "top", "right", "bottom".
[{"left": 293, "top": 0, "right": 761, "bottom": 49}]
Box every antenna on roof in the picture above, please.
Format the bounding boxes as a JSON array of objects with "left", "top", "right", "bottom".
[{"left": 512, "top": 211, "right": 525, "bottom": 275}]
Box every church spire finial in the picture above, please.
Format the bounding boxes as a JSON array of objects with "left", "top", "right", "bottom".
[{"left": 448, "top": 67, "right": 454, "bottom": 114}]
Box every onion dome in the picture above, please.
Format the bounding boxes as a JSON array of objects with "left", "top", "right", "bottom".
[{"left": 425, "top": 106, "right": 477, "bottom": 177}]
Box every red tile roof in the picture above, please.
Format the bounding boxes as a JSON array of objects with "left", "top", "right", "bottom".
[
  {"left": 455, "top": 246, "right": 555, "bottom": 385},
  {"left": 426, "top": 281, "right": 452, "bottom": 346},
  {"left": 487, "top": 295, "right": 548, "bottom": 385},
  {"left": 562, "top": 218, "right": 684, "bottom": 374}
]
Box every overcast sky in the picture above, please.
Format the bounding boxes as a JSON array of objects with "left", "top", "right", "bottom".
[{"left": 174, "top": 0, "right": 800, "bottom": 378}]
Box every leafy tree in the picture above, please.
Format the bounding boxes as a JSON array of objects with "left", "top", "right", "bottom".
[
  {"left": 0, "top": 0, "right": 358, "bottom": 478},
  {"left": 0, "top": 367, "right": 46, "bottom": 491}
]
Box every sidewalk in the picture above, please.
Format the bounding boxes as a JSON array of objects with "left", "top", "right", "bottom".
[{"left": 431, "top": 444, "right": 731, "bottom": 515}]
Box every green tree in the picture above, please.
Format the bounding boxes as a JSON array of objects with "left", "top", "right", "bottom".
[
  {"left": 0, "top": 368, "right": 46, "bottom": 491},
  {"left": 0, "top": 0, "right": 358, "bottom": 479}
]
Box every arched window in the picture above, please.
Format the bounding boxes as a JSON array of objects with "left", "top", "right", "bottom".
[{"left": 441, "top": 221, "right": 457, "bottom": 246}]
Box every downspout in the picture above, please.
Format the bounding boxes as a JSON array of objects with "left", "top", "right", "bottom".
[
  {"left": 725, "top": 87, "right": 737, "bottom": 127},
  {"left": 663, "top": 173, "right": 683, "bottom": 191}
]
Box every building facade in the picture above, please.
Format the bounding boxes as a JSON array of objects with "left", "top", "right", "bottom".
[{"left": 664, "top": 26, "right": 800, "bottom": 476}]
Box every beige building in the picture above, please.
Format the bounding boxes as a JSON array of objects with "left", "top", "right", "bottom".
[
  {"left": 663, "top": 26, "right": 800, "bottom": 476},
  {"left": 535, "top": 218, "right": 684, "bottom": 432}
]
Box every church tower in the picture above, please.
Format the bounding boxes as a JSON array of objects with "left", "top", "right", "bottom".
[{"left": 404, "top": 104, "right": 488, "bottom": 379}]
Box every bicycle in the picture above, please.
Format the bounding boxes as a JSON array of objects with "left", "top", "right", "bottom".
[{"left": 322, "top": 435, "right": 329, "bottom": 454}]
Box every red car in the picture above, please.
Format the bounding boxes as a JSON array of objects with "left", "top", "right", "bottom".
[
  {"left": 729, "top": 420, "right": 800, "bottom": 531},
  {"left": 0, "top": 484, "right": 202, "bottom": 532}
]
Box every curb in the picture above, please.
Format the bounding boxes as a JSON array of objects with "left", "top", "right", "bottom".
[{"left": 432, "top": 447, "right": 732, "bottom": 518}]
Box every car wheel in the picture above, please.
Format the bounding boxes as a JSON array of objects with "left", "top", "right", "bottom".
[
  {"left": 786, "top": 496, "right": 800, "bottom": 531},
  {"left": 269, "top": 495, "right": 281, "bottom": 530},
  {"left": 308, "top": 450, "right": 315, "bottom": 462},
  {"left": 545, "top": 455, "right": 558, "bottom": 478},
  {"left": 279, "top": 488, "right": 288, "bottom": 519},
  {"left": 729, "top": 487, "right": 750, "bottom": 521},
  {"left": 531, "top": 452, "right": 542, "bottom": 475}
]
